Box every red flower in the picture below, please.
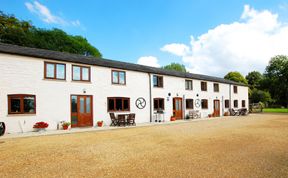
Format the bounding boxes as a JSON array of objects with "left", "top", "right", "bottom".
[{"left": 33, "top": 122, "right": 49, "bottom": 129}]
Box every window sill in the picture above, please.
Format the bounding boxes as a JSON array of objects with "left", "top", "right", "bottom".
[
  {"left": 43, "top": 78, "right": 66, "bottom": 82},
  {"left": 71, "top": 80, "right": 92, "bottom": 84},
  {"left": 112, "top": 83, "right": 126, "bottom": 86},
  {"left": 7, "top": 114, "right": 36, "bottom": 117},
  {"left": 108, "top": 110, "right": 130, "bottom": 113}
]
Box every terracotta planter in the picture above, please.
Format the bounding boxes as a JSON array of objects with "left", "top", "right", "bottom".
[
  {"left": 170, "top": 117, "right": 176, "bottom": 121},
  {"left": 63, "top": 125, "right": 69, "bottom": 130},
  {"left": 97, "top": 122, "right": 103, "bottom": 127},
  {"left": 208, "top": 114, "right": 212, "bottom": 118}
]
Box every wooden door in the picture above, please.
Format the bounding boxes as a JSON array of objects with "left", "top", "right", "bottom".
[
  {"left": 213, "top": 100, "right": 220, "bottom": 117},
  {"left": 173, "top": 97, "right": 183, "bottom": 119},
  {"left": 71, "top": 95, "right": 93, "bottom": 128}
]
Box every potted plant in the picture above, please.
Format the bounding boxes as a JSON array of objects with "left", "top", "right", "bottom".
[
  {"left": 170, "top": 115, "right": 176, "bottom": 121},
  {"left": 224, "top": 112, "right": 229, "bottom": 116},
  {"left": 33, "top": 121, "right": 49, "bottom": 132},
  {"left": 208, "top": 114, "right": 212, "bottom": 118},
  {"left": 62, "top": 122, "right": 71, "bottom": 130},
  {"left": 97, "top": 120, "right": 103, "bottom": 127}
]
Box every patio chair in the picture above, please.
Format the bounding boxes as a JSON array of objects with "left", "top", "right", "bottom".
[
  {"left": 109, "top": 113, "right": 118, "bottom": 126},
  {"left": 118, "top": 114, "right": 126, "bottom": 126},
  {"left": 127, "top": 113, "right": 136, "bottom": 126},
  {"left": 229, "top": 109, "right": 239, "bottom": 116},
  {"left": 239, "top": 108, "right": 248, "bottom": 116}
]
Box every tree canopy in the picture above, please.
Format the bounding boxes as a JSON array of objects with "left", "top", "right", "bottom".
[
  {"left": 245, "top": 71, "right": 263, "bottom": 89},
  {"left": 162, "top": 63, "right": 186, "bottom": 72},
  {"left": 224, "top": 71, "right": 248, "bottom": 85},
  {"left": 0, "top": 11, "right": 101, "bottom": 57}
]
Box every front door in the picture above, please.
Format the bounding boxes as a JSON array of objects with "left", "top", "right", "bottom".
[
  {"left": 173, "top": 97, "right": 183, "bottom": 119},
  {"left": 213, "top": 100, "right": 220, "bottom": 117},
  {"left": 71, "top": 95, "right": 93, "bottom": 128}
]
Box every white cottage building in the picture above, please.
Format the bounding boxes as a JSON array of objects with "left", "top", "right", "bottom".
[{"left": 0, "top": 43, "right": 248, "bottom": 133}]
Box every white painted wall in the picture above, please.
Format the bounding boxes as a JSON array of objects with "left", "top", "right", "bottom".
[{"left": 0, "top": 53, "right": 249, "bottom": 133}]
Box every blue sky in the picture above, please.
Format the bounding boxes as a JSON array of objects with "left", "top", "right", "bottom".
[{"left": 2, "top": 0, "right": 288, "bottom": 77}]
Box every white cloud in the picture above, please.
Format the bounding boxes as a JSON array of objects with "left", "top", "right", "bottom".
[
  {"left": 137, "top": 56, "right": 160, "bottom": 67},
  {"left": 161, "top": 5, "right": 288, "bottom": 77},
  {"left": 160, "top": 43, "right": 190, "bottom": 56},
  {"left": 25, "top": 1, "right": 80, "bottom": 27}
]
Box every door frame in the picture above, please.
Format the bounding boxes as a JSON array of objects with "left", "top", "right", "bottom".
[
  {"left": 173, "top": 97, "right": 183, "bottom": 120},
  {"left": 213, "top": 99, "right": 220, "bottom": 117},
  {"left": 70, "top": 94, "right": 93, "bottom": 128}
]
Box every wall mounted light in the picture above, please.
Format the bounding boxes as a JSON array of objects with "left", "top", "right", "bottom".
[{"left": 83, "top": 88, "right": 87, "bottom": 94}]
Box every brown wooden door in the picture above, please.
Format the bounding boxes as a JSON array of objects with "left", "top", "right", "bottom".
[
  {"left": 173, "top": 97, "right": 183, "bottom": 119},
  {"left": 71, "top": 95, "right": 93, "bottom": 128},
  {"left": 213, "top": 100, "right": 220, "bottom": 117}
]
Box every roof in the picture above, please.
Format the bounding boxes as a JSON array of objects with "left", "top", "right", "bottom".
[{"left": 0, "top": 43, "right": 247, "bottom": 86}]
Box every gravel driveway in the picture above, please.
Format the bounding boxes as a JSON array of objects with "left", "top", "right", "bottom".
[{"left": 0, "top": 114, "right": 287, "bottom": 178}]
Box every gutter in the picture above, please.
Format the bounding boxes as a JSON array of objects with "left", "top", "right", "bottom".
[{"left": 148, "top": 73, "right": 152, "bottom": 122}]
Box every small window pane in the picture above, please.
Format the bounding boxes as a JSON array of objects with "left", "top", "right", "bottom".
[
  {"left": 71, "top": 96, "right": 77, "bottom": 113},
  {"left": 24, "top": 96, "right": 35, "bottom": 113},
  {"left": 108, "top": 99, "right": 115, "bottom": 111},
  {"left": 186, "top": 99, "right": 193, "bottom": 109},
  {"left": 153, "top": 76, "right": 157, "bottom": 87},
  {"left": 119, "top": 72, "right": 125, "bottom": 84},
  {"left": 56, "top": 64, "right": 65, "bottom": 79},
  {"left": 80, "top": 97, "right": 85, "bottom": 113},
  {"left": 113, "top": 71, "right": 119, "bottom": 83},
  {"left": 153, "top": 99, "right": 159, "bottom": 110},
  {"left": 73, "top": 66, "right": 81, "bottom": 80},
  {"left": 123, "top": 99, "right": 129, "bottom": 110},
  {"left": 11, "top": 98, "right": 21, "bottom": 113},
  {"left": 159, "top": 99, "right": 164, "bottom": 110},
  {"left": 46, "top": 64, "right": 55, "bottom": 78},
  {"left": 86, "top": 97, "right": 91, "bottom": 113},
  {"left": 82, "top": 67, "right": 89, "bottom": 81},
  {"left": 116, "top": 98, "right": 122, "bottom": 110}
]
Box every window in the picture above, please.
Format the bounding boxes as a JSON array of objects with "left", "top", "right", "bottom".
[
  {"left": 153, "top": 98, "right": 165, "bottom": 110},
  {"left": 225, "top": 100, "right": 230, "bottom": 108},
  {"left": 153, "top": 75, "right": 163, "bottom": 88},
  {"left": 44, "top": 62, "right": 66, "bottom": 80},
  {"left": 8, "top": 94, "right": 36, "bottom": 114},
  {"left": 201, "top": 99, "right": 208, "bottom": 109},
  {"left": 107, "top": 97, "right": 130, "bottom": 111},
  {"left": 185, "top": 80, "right": 193, "bottom": 90},
  {"left": 112, "top": 70, "right": 126, "bottom": 85},
  {"left": 234, "top": 100, "right": 238, "bottom": 108},
  {"left": 186, "top": 99, "right": 193, "bottom": 109},
  {"left": 233, "top": 86, "right": 238, "bottom": 93},
  {"left": 242, "top": 100, "right": 246, "bottom": 107},
  {"left": 201, "top": 81, "right": 207, "bottom": 91},
  {"left": 214, "top": 83, "right": 219, "bottom": 92},
  {"left": 72, "top": 65, "right": 90, "bottom": 81}
]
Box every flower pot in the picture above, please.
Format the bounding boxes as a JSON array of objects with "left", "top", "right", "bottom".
[
  {"left": 170, "top": 117, "right": 176, "bottom": 121},
  {"left": 97, "top": 122, "right": 103, "bottom": 127},
  {"left": 63, "top": 125, "right": 69, "bottom": 130}
]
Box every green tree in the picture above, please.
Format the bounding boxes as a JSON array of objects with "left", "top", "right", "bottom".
[
  {"left": 224, "top": 71, "right": 248, "bottom": 85},
  {"left": 0, "top": 11, "right": 102, "bottom": 57},
  {"left": 246, "top": 71, "right": 263, "bottom": 89},
  {"left": 264, "top": 55, "right": 288, "bottom": 107},
  {"left": 162, "top": 63, "right": 186, "bottom": 72},
  {"left": 250, "top": 88, "right": 272, "bottom": 104}
]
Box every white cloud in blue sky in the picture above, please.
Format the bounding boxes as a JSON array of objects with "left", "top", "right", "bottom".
[
  {"left": 160, "top": 5, "right": 288, "bottom": 76},
  {"left": 137, "top": 56, "right": 160, "bottom": 67},
  {"left": 25, "top": 1, "right": 80, "bottom": 27}
]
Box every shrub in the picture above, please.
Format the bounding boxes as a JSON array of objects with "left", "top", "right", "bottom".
[{"left": 33, "top": 122, "right": 49, "bottom": 129}]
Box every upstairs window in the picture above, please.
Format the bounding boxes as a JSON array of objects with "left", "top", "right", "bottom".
[
  {"left": 108, "top": 97, "right": 130, "bottom": 112},
  {"left": 8, "top": 94, "right": 36, "bottom": 114},
  {"left": 44, "top": 62, "right": 66, "bottom": 80},
  {"left": 201, "top": 99, "right": 208, "bottom": 109},
  {"left": 233, "top": 86, "right": 238, "bottom": 93},
  {"left": 186, "top": 99, "right": 194, "bottom": 109},
  {"left": 72, "top": 65, "right": 90, "bottom": 82},
  {"left": 234, "top": 100, "right": 238, "bottom": 108},
  {"left": 112, "top": 70, "right": 126, "bottom": 85},
  {"left": 153, "top": 75, "right": 163, "bottom": 88},
  {"left": 213, "top": 83, "right": 219, "bottom": 92},
  {"left": 153, "top": 98, "right": 165, "bottom": 110},
  {"left": 242, "top": 100, "right": 246, "bottom": 107},
  {"left": 225, "top": 100, "right": 230, "bottom": 108},
  {"left": 185, "top": 80, "right": 193, "bottom": 90},
  {"left": 201, "top": 81, "right": 207, "bottom": 91}
]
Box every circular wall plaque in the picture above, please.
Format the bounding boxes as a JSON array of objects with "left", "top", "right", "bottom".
[
  {"left": 135, "top": 97, "right": 146, "bottom": 109},
  {"left": 195, "top": 99, "right": 201, "bottom": 108}
]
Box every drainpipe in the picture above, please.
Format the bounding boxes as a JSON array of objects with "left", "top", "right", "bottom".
[
  {"left": 229, "top": 84, "right": 232, "bottom": 109},
  {"left": 148, "top": 73, "right": 152, "bottom": 122}
]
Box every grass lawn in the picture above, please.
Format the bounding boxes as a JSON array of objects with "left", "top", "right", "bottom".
[{"left": 263, "top": 108, "right": 288, "bottom": 113}]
